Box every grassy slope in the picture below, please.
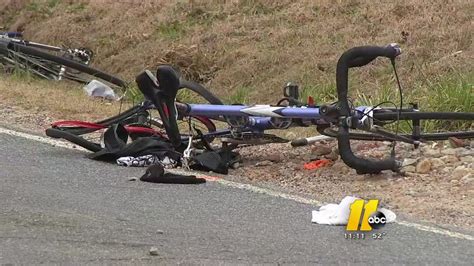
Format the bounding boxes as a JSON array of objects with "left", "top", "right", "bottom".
[
  {"left": 0, "top": 73, "right": 130, "bottom": 122},
  {"left": 1, "top": 0, "right": 472, "bottom": 110}
]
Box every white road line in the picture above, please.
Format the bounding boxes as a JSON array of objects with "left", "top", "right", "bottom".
[
  {"left": 0, "top": 127, "right": 87, "bottom": 151},
  {"left": 1, "top": 126, "right": 473, "bottom": 241}
]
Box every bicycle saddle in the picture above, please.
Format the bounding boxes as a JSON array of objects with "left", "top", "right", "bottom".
[
  {"left": 135, "top": 66, "right": 180, "bottom": 101},
  {"left": 135, "top": 65, "right": 182, "bottom": 147},
  {"left": 156, "top": 65, "right": 180, "bottom": 98}
]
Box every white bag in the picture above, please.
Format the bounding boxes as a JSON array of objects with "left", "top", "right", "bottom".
[{"left": 83, "top": 80, "right": 118, "bottom": 101}]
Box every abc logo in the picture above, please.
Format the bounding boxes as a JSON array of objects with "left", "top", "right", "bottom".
[{"left": 368, "top": 211, "right": 387, "bottom": 229}]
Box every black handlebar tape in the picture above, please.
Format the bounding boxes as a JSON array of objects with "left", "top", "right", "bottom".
[
  {"left": 338, "top": 126, "right": 399, "bottom": 174},
  {"left": 348, "top": 55, "right": 378, "bottom": 68},
  {"left": 337, "top": 45, "right": 399, "bottom": 115},
  {"left": 336, "top": 45, "right": 401, "bottom": 174}
]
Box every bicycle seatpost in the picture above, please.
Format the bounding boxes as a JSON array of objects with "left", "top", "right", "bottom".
[{"left": 335, "top": 44, "right": 402, "bottom": 174}]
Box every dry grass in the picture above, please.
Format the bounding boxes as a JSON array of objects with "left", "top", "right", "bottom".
[
  {"left": 1, "top": 0, "right": 472, "bottom": 105},
  {"left": 0, "top": 73, "right": 133, "bottom": 122}
]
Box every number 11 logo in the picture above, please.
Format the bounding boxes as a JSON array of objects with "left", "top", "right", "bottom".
[{"left": 346, "top": 199, "right": 379, "bottom": 231}]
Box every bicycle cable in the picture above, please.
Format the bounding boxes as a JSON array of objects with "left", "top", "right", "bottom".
[{"left": 390, "top": 58, "right": 404, "bottom": 156}]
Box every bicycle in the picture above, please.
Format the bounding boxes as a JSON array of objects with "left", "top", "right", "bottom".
[
  {"left": 46, "top": 44, "right": 474, "bottom": 174},
  {"left": 0, "top": 34, "right": 107, "bottom": 86}
]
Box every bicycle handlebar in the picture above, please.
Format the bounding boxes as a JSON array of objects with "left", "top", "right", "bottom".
[{"left": 336, "top": 44, "right": 402, "bottom": 174}]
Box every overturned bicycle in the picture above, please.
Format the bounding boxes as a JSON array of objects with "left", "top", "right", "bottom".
[{"left": 45, "top": 43, "right": 474, "bottom": 175}]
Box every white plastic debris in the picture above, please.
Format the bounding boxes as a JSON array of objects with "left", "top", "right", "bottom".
[
  {"left": 83, "top": 79, "right": 118, "bottom": 100},
  {"left": 149, "top": 246, "right": 159, "bottom": 256},
  {"left": 311, "top": 196, "right": 396, "bottom": 225}
]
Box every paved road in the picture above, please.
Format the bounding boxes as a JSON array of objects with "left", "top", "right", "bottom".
[{"left": 0, "top": 133, "right": 472, "bottom": 264}]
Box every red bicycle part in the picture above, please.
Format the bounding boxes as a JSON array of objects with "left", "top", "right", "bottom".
[{"left": 51, "top": 120, "right": 165, "bottom": 137}]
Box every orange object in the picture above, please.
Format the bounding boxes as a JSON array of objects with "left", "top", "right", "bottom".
[{"left": 303, "top": 159, "right": 331, "bottom": 170}]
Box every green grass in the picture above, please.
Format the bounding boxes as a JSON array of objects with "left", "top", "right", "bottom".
[
  {"left": 26, "top": 0, "right": 60, "bottom": 16},
  {"left": 300, "top": 83, "right": 338, "bottom": 105},
  {"left": 47, "top": 0, "right": 60, "bottom": 9},
  {"left": 176, "top": 88, "right": 216, "bottom": 104},
  {"left": 226, "top": 86, "right": 252, "bottom": 104},
  {"left": 122, "top": 84, "right": 144, "bottom": 104},
  {"left": 155, "top": 21, "right": 187, "bottom": 40},
  {"left": 352, "top": 71, "right": 473, "bottom": 133},
  {"left": 426, "top": 73, "right": 473, "bottom": 113},
  {"left": 9, "top": 68, "right": 36, "bottom": 81},
  {"left": 67, "top": 2, "right": 87, "bottom": 13},
  {"left": 239, "top": 0, "right": 274, "bottom": 15},
  {"left": 26, "top": 2, "right": 41, "bottom": 12},
  {"left": 1, "top": 59, "right": 42, "bottom": 82}
]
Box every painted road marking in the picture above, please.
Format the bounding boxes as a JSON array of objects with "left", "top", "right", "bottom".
[{"left": 0, "top": 126, "right": 472, "bottom": 241}]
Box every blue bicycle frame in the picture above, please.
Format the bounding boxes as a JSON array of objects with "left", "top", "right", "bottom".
[{"left": 179, "top": 103, "right": 369, "bottom": 132}]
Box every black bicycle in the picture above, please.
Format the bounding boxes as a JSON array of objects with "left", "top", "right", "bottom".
[{"left": 0, "top": 34, "right": 117, "bottom": 87}]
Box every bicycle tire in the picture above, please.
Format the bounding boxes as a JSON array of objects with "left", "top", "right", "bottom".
[
  {"left": 60, "top": 80, "right": 221, "bottom": 135},
  {"left": 47, "top": 115, "right": 216, "bottom": 152},
  {"left": 1, "top": 53, "right": 56, "bottom": 79},
  {"left": 7, "top": 41, "right": 126, "bottom": 88},
  {"left": 3, "top": 50, "right": 61, "bottom": 79},
  {"left": 319, "top": 111, "right": 474, "bottom": 141},
  {"left": 45, "top": 127, "right": 102, "bottom": 152},
  {"left": 55, "top": 104, "right": 147, "bottom": 136},
  {"left": 179, "top": 79, "right": 223, "bottom": 105}
]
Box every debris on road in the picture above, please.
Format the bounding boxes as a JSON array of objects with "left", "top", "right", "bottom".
[
  {"left": 149, "top": 247, "right": 159, "bottom": 256},
  {"left": 140, "top": 164, "right": 206, "bottom": 184}
]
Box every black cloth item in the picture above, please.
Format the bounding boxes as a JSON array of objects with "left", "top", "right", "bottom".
[
  {"left": 189, "top": 149, "right": 240, "bottom": 175},
  {"left": 88, "top": 124, "right": 181, "bottom": 163},
  {"left": 140, "top": 164, "right": 206, "bottom": 184}
]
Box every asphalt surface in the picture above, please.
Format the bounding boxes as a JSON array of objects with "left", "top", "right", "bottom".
[{"left": 0, "top": 133, "right": 473, "bottom": 264}]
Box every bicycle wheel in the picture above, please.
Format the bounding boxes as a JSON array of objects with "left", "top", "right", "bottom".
[
  {"left": 46, "top": 119, "right": 167, "bottom": 152},
  {"left": 4, "top": 40, "right": 126, "bottom": 88},
  {"left": 0, "top": 51, "right": 57, "bottom": 79},
  {"left": 171, "top": 79, "right": 221, "bottom": 143},
  {"left": 46, "top": 79, "right": 221, "bottom": 135},
  {"left": 178, "top": 79, "right": 223, "bottom": 105},
  {"left": 46, "top": 105, "right": 217, "bottom": 151},
  {"left": 46, "top": 116, "right": 216, "bottom": 152},
  {"left": 318, "top": 111, "right": 474, "bottom": 141}
]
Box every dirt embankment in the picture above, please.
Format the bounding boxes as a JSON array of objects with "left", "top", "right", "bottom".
[{"left": 1, "top": 0, "right": 472, "bottom": 102}]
